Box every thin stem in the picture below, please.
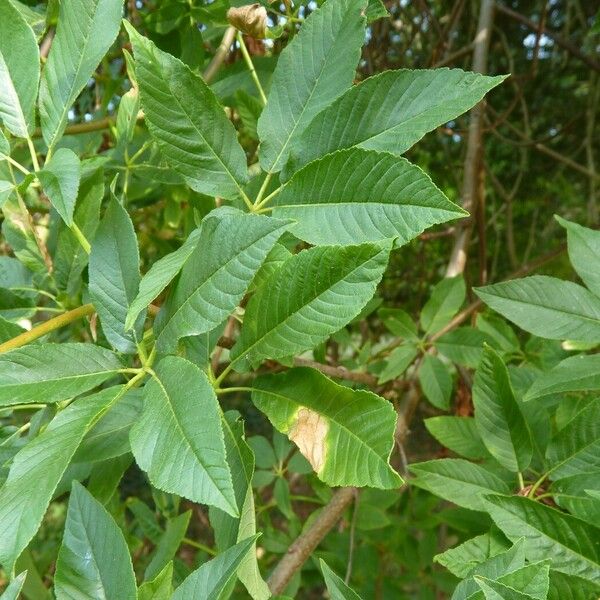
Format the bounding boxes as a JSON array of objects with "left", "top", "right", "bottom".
[
  {"left": 254, "top": 172, "right": 273, "bottom": 207},
  {"left": 527, "top": 472, "right": 549, "bottom": 498},
  {"left": 70, "top": 223, "right": 92, "bottom": 254},
  {"left": 237, "top": 32, "right": 268, "bottom": 105},
  {"left": 26, "top": 136, "right": 40, "bottom": 171},
  {"left": 240, "top": 188, "right": 255, "bottom": 212},
  {"left": 0, "top": 304, "right": 95, "bottom": 353},
  {"left": 215, "top": 386, "right": 253, "bottom": 395},
  {"left": 182, "top": 538, "right": 217, "bottom": 555},
  {"left": 254, "top": 184, "right": 283, "bottom": 211},
  {"left": 517, "top": 472, "right": 525, "bottom": 490},
  {"left": 0, "top": 153, "right": 30, "bottom": 176}
]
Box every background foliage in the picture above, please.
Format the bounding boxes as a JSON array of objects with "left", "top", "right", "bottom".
[{"left": 0, "top": 0, "right": 599, "bottom": 599}]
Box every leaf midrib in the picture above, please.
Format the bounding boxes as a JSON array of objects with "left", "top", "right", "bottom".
[
  {"left": 150, "top": 372, "right": 236, "bottom": 514},
  {"left": 234, "top": 248, "right": 383, "bottom": 365},
  {"left": 254, "top": 387, "right": 391, "bottom": 475}
]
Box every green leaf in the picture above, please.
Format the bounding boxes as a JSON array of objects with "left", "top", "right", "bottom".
[
  {"left": 556, "top": 216, "right": 600, "bottom": 296},
  {"left": 258, "top": 0, "right": 367, "bottom": 172},
  {"left": 37, "top": 148, "right": 81, "bottom": 226},
  {"left": 0, "top": 387, "right": 124, "bottom": 574},
  {"left": 252, "top": 368, "right": 402, "bottom": 489},
  {"left": 421, "top": 276, "right": 466, "bottom": 334},
  {"left": 524, "top": 354, "right": 600, "bottom": 400},
  {"left": 418, "top": 354, "right": 453, "bottom": 410},
  {"left": 435, "top": 327, "right": 490, "bottom": 368},
  {"left": 39, "top": 0, "right": 123, "bottom": 149},
  {"left": 89, "top": 196, "right": 142, "bottom": 353},
  {"left": 409, "top": 458, "right": 511, "bottom": 511},
  {"left": 547, "top": 571, "right": 600, "bottom": 600},
  {"left": 474, "top": 276, "right": 600, "bottom": 342},
  {"left": 209, "top": 412, "right": 270, "bottom": 600},
  {"left": 489, "top": 560, "right": 551, "bottom": 599},
  {"left": 171, "top": 536, "right": 258, "bottom": 600},
  {"left": 271, "top": 149, "right": 466, "bottom": 246},
  {"left": 87, "top": 454, "right": 131, "bottom": 505},
  {"left": 155, "top": 209, "right": 289, "bottom": 353},
  {"left": 145, "top": 511, "right": 191, "bottom": 581},
  {"left": 425, "top": 416, "right": 489, "bottom": 460},
  {"left": 138, "top": 562, "right": 173, "bottom": 600},
  {"left": 54, "top": 482, "right": 137, "bottom": 600},
  {"left": 74, "top": 389, "right": 142, "bottom": 462},
  {"left": 0, "top": 343, "right": 123, "bottom": 406},
  {"left": 474, "top": 576, "right": 538, "bottom": 600},
  {"left": 125, "top": 23, "right": 249, "bottom": 199},
  {"left": 130, "top": 356, "right": 237, "bottom": 516},
  {"left": 435, "top": 532, "right": 510, "bottom": 578},
  {"left": 126, "top": 227, "right": 202, "bottom": 330},
  {"left": 378, "top": 343, "right": 418, "bottom": 384},
  {"left": 320, "top": 559, "right": 362, "bottom": 599},
  {"left": 0, "top": 0, "right": 39, "bottom": 137},
  {"left": 0, "top": 180, "right": 14, "bottom": 208},
  {"left": 545, "top": 400, "right": 600, "bottom": 480},
  {"left": 476, "top": 314, "right": 520, "bottom": 353},
  {"left": 54, "top": 170, "right": 104, "bottom": 295},
  {"left": 450, "top": 539, "right": 526, "bottom": 600},
  {"left": 379, "top": 307, "right": 419, "bottom": 340},
  {"left": 231, "top": 243, "right": 390, "bottom": 370},
  {"left": 483, "top": 494, "right": 600, "bottom": 583},
  {"left": 139, "top": 563, "right": 173, "bottom": 600},
  {"left": 473, "top": 345, "right": 532, "bottom": 472},
  {"left": 0, "top": 571, "right": 26, "bottom": 600},
  {"left": 551, "top": 475, "right": 600, "bottom": 525},
  {"left": 287, "top": 69, "right": 506, "bottom": 175}
]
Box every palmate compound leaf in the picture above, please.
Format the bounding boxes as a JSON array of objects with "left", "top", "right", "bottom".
[
  {"left": 230, "top": 242, "right": 390, "bottom": 371},
  {"left": 285, "top": 68, "right": 506, "bottom": 177},
  {"left": 89, "top": 195, "right": 143, "bottom": 353},
  {"left": 474, "top": 276, "right": 600, "bottom": 342},
  {"left": 472, "top": 345, "right": 533, "bottom": 473},
  {"left": 171, "top": 536, "right": 258, "bottom": 600},
  {"left": 258, "top": 0, "right": 367, "bottom": 173},
  {"left": 482, "top": 494, "right": 600, "bottom": 583},
  {"left": 125, "top": 22, "right": 249, "bottom": 199},
  {"left": 252, "top": 368, "right": 402, "bottom": 489},
  {"left": 130, "top": 356, "right": 238, "bottom": 517},
  {"left": 209, "top": 412, "right": 270, "bottom": 600},
  {"left": 0, "top": 0, "right": 39, "bottom": 138},
  {"left": 155, "top": 209, "right": 290, "bottom": 353},
  {"left": 39, "top": 0, "right": 123, "bottom": 150},
  {"left": 0, "top": 343, "right": 123, "bottom": 406},
  {"left": 54, "top": 482, "right": 137, "bottom": 600},
  {"left": 270, "top": 149, "right": 467, "bottom": 247},
  {"left": 0, "top": 386, "right": 126, "bottom": 574}
]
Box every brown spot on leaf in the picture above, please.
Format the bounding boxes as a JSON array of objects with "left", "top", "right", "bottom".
[{"left": 288, "top": 408, "right": 328, "bottom": 473}]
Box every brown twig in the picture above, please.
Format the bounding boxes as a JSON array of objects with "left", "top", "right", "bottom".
[
  {"left": 267, "top": 487, "right": 357, "bottom": 594},
  {"left": 495, "top": 3, "right": 600, "bottom": 73}
]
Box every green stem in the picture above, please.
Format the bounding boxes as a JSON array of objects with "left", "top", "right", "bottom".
[
  {"left": 517, "top": 472, "right": 524, "bottom": 490},
  {"left": 182, "top": 538, "right": 217, "bottom": 555},
  {"left": 237, "top": 32, "right": 268, "bottom": 105},
  {"left": 0, "top": 153, "right": 31, "bottom": 176},
  {"left": 26, "top": 136, "right": 40, "bottom": 171},
  {"left": 254, "top": 184, "right": 283, "bottom": 211},
  {"left": 70, "top": 222, "right": 92, "bottom": 254},
  {"left": 527, "top": 472, "right": 549, "bottom": 499},
  {"left": 254, "top": 172, "right": 273, "bottom": 207},
  {"left": 0, "top": 304, "right": 95, "bottom": 353},
  {"left": 215, "top": 386, "right": 253, "bottom": 395}
]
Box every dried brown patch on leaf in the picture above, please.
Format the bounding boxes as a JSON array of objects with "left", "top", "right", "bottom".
[{"left": 288, "top": 407, "right": 328, "bottom": 473}]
